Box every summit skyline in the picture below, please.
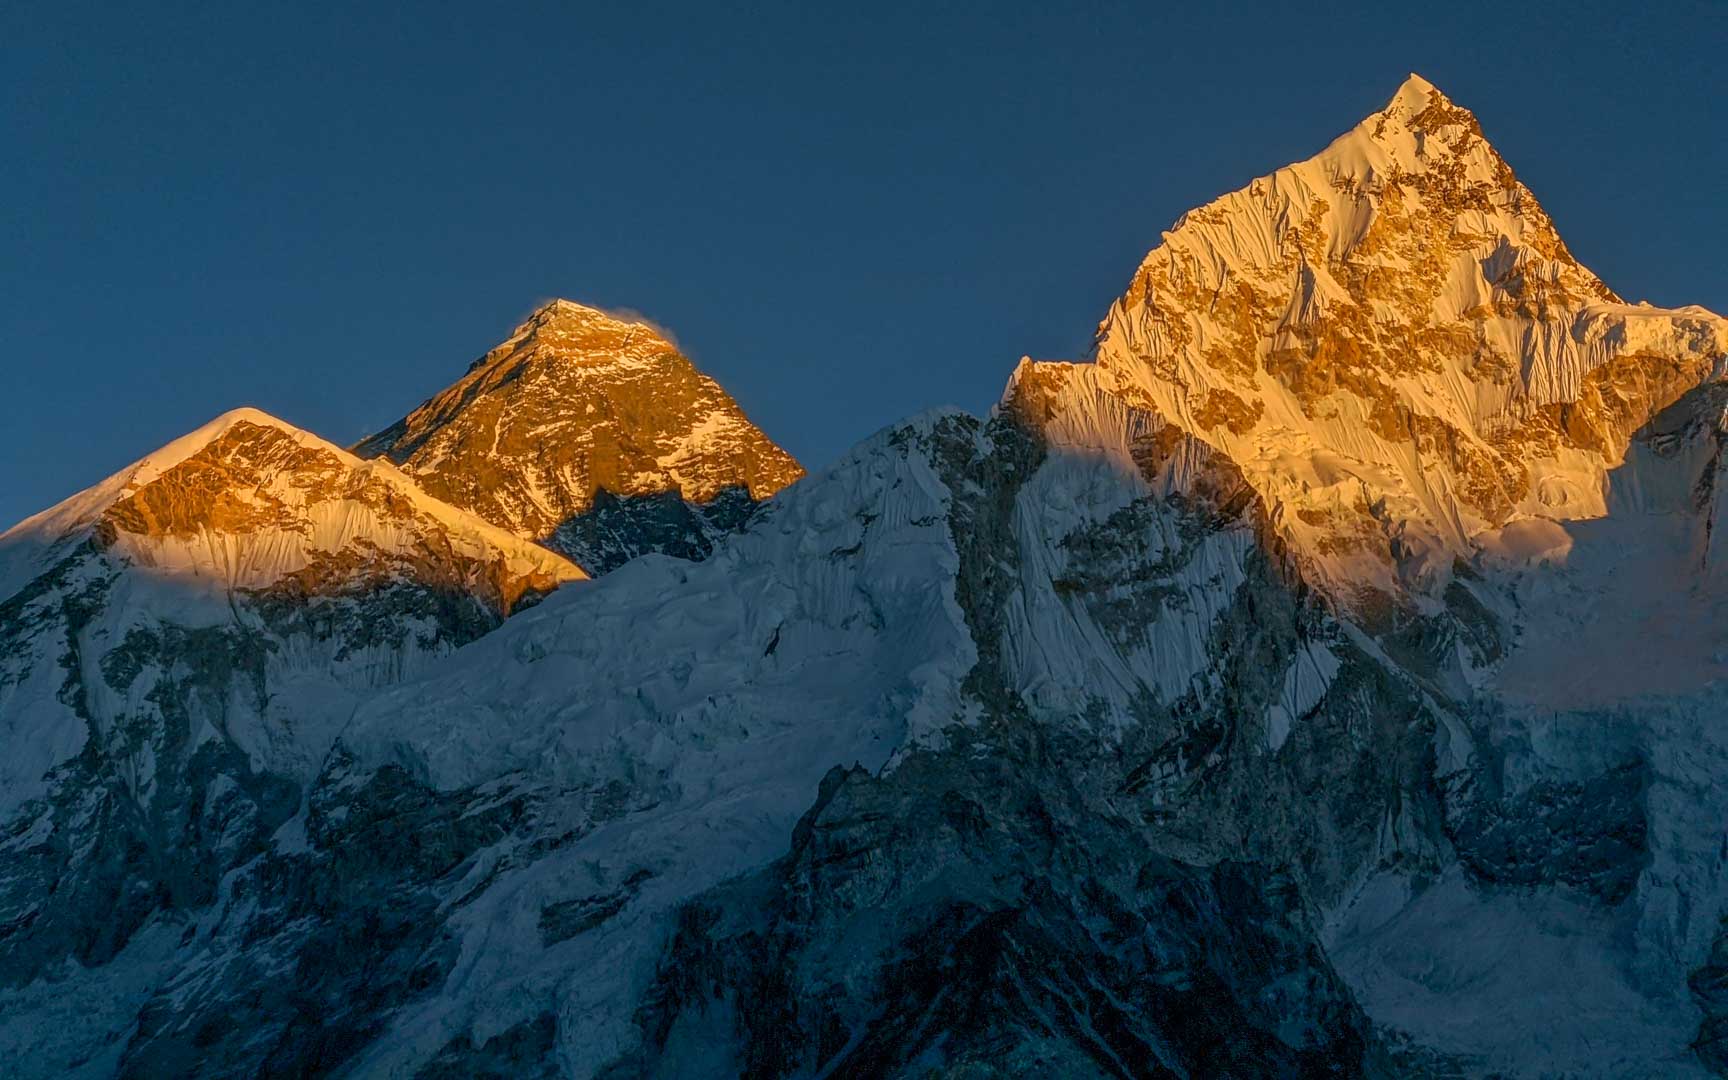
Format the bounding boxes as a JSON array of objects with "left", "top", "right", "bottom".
[
  {"left": 3, "top": 3, "right": 1725, "bottom": 530},
  {"left": 5, "top": 49, "right": 1728, "bottom": 1074}
]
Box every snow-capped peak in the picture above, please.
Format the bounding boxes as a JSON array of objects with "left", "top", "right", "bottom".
[
  {"left": 532, "top": 297, "right": 605, "bottom": 319},
  {"left": 1, "top": 406, "right": 333, "bottom": 551},
  {"left": 353, "top": 299, "right": 804, "bottom": 572},
  {"left": 0, "top": 406, "right": 583, "bottom": 602},
  {"left": 1051, "top": 76, "right": 1728, "bottom": 603},
  {"left": 1295, "top": 72, "right": 1522, "bottom": 205}
]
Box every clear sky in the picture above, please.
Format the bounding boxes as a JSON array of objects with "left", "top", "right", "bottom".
[{"left": 3, "top": 1, "right": 1724, "bottom": 529}]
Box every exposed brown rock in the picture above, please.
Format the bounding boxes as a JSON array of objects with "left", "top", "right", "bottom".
[{"left": 353, "top": 300, "right": 804, "bottom": 569}]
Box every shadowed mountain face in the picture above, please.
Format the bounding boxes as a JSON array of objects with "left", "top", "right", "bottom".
[
  {"left": 353, "top": 300, "right": 805, "bottom": 574},
  {"left": 0, "top": 410, "right": 580, "bottom": 1043},
  {"left": 3, "top": 77, "right": 1728, "bottom": 1079}
]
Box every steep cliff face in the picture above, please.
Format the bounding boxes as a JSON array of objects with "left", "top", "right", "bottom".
[{"left": 354, "top": 300, "right": 805, "bottom": 573}]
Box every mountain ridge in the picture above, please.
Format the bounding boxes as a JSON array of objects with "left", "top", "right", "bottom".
[
  {"left": 1, "top": 405, "right": 582, "bottom": 603},
  {"left": 2, "top": 75, "right": 1728, "bottom": 1078}
]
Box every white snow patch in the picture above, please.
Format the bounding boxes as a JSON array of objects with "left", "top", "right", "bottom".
[{"left": 1264, "top": 641, "right": 1339, "bottom": 750}]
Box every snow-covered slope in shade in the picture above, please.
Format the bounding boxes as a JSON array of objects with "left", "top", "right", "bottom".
[
  {"left": 330, "top": 412, "right": 983, "bottom": 1070},
  {"left": 1367, "top": 380, "right": 1728, "bottom": 1074},
  {"left": 354, "top": 299, "right": 806, "bottom": 574},
  {"left": 0, "top": 405, "right": 580, "bottom": 807},
  {"left": 3, "top": 410, "right": 987, "bottom": 1076},
  {"left": 1311, "top": 380, "right": 1728, "bottom": 1077},
  {"left": 1083, "top": 73, "right": 1728, "bottom": 604},
  {"left": 0, "top": 408, "right": 581, "bottom": 1031},
  {"left": 77, "top": 396, "right": 1408, "bottom": 1076}
]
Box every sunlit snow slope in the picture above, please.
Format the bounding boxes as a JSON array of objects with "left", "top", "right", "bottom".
[{"left": 1076, "top": 74, "right": 1727, "bottom": 601}]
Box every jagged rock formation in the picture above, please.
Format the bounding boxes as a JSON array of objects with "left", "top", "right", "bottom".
[
  {"left": 2, "top": 77, "right": 1727, "bottom": 1079},
  {"left": 354, "top": 300, "right": 805, "bottom": 574}
]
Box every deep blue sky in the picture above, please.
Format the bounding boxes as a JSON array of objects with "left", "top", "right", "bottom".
[{"left": 3, "top": 2, "right": 1724, "bottom": 529}]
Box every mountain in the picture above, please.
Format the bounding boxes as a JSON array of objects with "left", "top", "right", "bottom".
[
  {"left": 4, "top": 76, "right": 1728, "bottom": 1079},
  {"left": 353, "top": 299, "right": 805, "bottom": 574},
  {"left": 1076, "top": 73, "right": 1726, "bottom": 606},
  {"left": 0, "top": 408, "right": 580, "bottom": 1059},
  {"left": 998, "top": 74, "right": 1728, "bottom": 1074}
]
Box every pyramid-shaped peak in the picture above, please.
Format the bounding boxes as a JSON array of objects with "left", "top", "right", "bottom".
[
  {"left": 1254, "top": 72, "right": 1499, "bottom": 192},
  {"left": 469, "top": 301, "right": 682, "bottom": 380},
  {"left": 352, "top": 297, "right": 804, "bottom": 569},
  {"left": 206, "top": 405, "right": 285, "bottom": 427},
  {"left": 1082, "top": 75, "right": 1728, "bottom": 606}
]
